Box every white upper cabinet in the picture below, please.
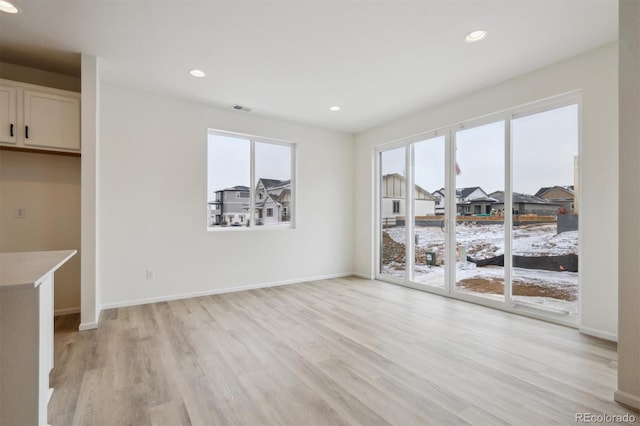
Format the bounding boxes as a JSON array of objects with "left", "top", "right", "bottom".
[
  {"left": 24, "top": 91, "right": 80, "bottom": 151},
  {"left": 0, "top": 79, "right": 80, "bottom": 153},
  {"left": 0, "top": 85, "right": 17, "bottom": 145}
]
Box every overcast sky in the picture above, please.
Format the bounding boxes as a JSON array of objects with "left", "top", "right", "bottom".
[
  {"left": 207, "top": 134, "right": 291, "bottom": 201},
  {"left": 209, "top": 105, "right": 577, "bottom": 202},
  {"left": 382, "top": 104, "right": 578, "bottom": 196}
]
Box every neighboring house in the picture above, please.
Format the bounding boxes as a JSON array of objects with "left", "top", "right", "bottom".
[
  {"left": 535, "top": 185, "right": 575, "bottom": 213},
  {"left": 253, "top": 178, "right": 292, "bottom": 225},
  {"left": 381, "top": 173, "right": 436, "bottom": 220},
  {"left": 208, "top": 185, "right": 251, "bottom": 226},
  {"left": 211, "top": 179, "right": 291, "bottom": 227},
  {"left": 489, "top": 191, "right": 560, "bottom": 215},
  {"left": 455, "top": 187, "right": 494, "bottom": 215},
  {"left": 433, "top": 188, "right": 445, "bottom": 215}
]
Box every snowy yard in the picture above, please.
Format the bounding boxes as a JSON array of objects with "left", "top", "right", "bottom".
[{"left": 381, "top": 222, "right": 578, "bottom": 315}]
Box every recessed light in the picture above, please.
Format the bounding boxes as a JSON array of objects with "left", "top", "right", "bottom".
[
  {"left": 465, "top": 29, "right": 487, "bottom": 43},
  {"left": 189, "top": 69, "right": 206, "bottom": 78},
  {"left": 0, "top": 0, "right": 19, "bottom": 13},
  {"left": 329, "top": 106, "right": 341, "bottom": 112}
]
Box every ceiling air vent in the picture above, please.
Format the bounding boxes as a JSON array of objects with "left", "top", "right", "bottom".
[{"left": 232, "top": 104, "right": 252, "bottom": 112}]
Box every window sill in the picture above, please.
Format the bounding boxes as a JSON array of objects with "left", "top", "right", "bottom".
[{"left": 207, "top": 224, "right": 294, "bottom": 232}]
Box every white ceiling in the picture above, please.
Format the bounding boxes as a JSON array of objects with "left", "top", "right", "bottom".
[{"left": 0, "top": 0, "right": 617, "bottom": 133}]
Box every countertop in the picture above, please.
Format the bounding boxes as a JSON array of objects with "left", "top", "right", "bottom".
[{"left": 0, "top": 250, "right": 77, "bottom": 290}]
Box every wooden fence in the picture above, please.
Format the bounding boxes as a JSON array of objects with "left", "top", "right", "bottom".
[{"left": 392, "top": 214, "right": 557, "bottom": 226}]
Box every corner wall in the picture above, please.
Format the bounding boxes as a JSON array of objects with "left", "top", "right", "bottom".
[
  {"left": 616, "top": 0, "right": 640, "bottom": 410},
  {"left": 99, "top": 84, "right": 355, "bottom": 307},
  {"left": 0, "top": 63, "right": 82, "bottom": 315},
  {"left": 0, "top": 151, "right": 81, "bottom": 314},
  {"left": 354, "top": 43, "right": 619, "bottom": 340}
]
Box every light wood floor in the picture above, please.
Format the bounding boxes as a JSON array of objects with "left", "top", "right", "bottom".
[{"left": 50, "top": 277, "right": 637, "bottom": 425}]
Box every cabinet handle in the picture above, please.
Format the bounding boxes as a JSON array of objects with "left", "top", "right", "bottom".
[
  {"left": 25, "top": 125, "right": 29, "bottom": 139},
  {"left": 10, "top": 123, "right": 13, "bottom": 137}
]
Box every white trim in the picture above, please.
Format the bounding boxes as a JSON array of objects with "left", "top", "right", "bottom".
[
  {"left": 579, "top": 326, "right": 618, "bottom": 342},
  {"left": 207, "top": 129, "right": 296, "bottom": 231},
  {"left": 353, "top": 272, "right": 375, "bottom": 280},
  {"left": 374, "top": 93, "right": 583, "bottom": 328},
  {"left": 100, "top": 273, "right": 353, "bottom": 310},
  {"left": 80, "top": 54, "right": 101, "bottom": 329},
  {"left": 614, "top": 390, "right": 640, "bottom": 411},
  {"left": 54, "top": 307, "right": 80, "bottom": 316},
  {"left": 79, "top": 322, "right": 98, "bottom": 331}
]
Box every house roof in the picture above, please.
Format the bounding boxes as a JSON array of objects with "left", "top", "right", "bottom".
[
  {"left": 489, "top": 191, "right": 559, "bottom": 205},
  {"left": 456, "top": 187, "right": 486, "bottom": 199},
  {"left": 534, "top": 186, "right": 574, "bottom": 198},
  {"left": 382, "top": 173, "right": 437, "bottom": 200},
  {"left": 219, "top": 185, "right": 250, "bottom": 192},
  {"left": 260, "top": 179, "right": 291, "bottom": 189}
]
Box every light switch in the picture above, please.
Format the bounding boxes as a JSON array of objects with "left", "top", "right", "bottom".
[{"left": 15, "top": 208, "right": 26, "bottom": 219}]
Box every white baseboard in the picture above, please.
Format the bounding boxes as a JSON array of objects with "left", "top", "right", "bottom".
[
  {"left": 579, "top": 326, "right": 618, "bottom": 342},
  {"left": 54, "top": 307, "right": 80, "bottom": 316},
  {"left": 100, "top": 272, "right": 354, "bottom": 310},
  {"left": 614, "top": 390, "right": 640, "bottom": 411},
  {"left": 353, "top": 272, "right": 375, "bottom": 280},
  {"left": 79, "top": 322, "right": 98, "bottom": 331}
]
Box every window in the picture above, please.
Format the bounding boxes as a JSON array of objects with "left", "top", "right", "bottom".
[
  {"left": 207, "top": 130, "right": 295, "bottom": 229},
  {"left": 376, "top": 94, "right": 581, "bottom": 324}
]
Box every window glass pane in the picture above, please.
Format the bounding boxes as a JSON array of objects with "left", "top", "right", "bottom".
[
  {"left": 512, "top": 104, "right": 579, "bottom": 316},
  {"left": 254, "top": 142, "right": 292, "bottom": 226},
  {"left": 455, "top": 121, "right": 505, "bottom": 301},
  {"left": 413, "top": 136, "right": 446, "bottom": 288},
  {"left": 380, "top": 147, "right": 406, "bottom": 278},
  {"left": 207, "top": 134, "right": 250, "bottom": 228}
]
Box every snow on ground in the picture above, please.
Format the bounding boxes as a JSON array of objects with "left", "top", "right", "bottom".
[
  {"left": 382, "top": 222, "right": 578, "bottom": 315},
  {"left": 385, "top": 223, "right": 577, "bottom": 258}
]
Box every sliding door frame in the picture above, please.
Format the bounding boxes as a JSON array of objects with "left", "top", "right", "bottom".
[{"left": 374, "top": 91, "right": 582, "bottom": 327}]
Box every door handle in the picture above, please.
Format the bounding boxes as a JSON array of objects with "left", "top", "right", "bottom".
[
  {"left": 10, "top": 123, "right": 14, "bottom": 137},
  {"left": 25, "top": 125, "right": 29, "bottom": 139}
]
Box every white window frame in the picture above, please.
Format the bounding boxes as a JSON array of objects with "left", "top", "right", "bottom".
[
  {"left": 207, "top": 129, "right": 296, "bottom": 231},
  {"left": 392, "top": 200, "right": 400, "bottom": 214},
  {"left": 374, "top": 91, "right": 582, "bottom": 328}
]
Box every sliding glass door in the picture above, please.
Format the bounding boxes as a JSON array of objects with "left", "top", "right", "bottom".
[
  {"left": 453, "top": 121, "right": 506, "bottom": 303},
  {"left": 511, "top": 104, "right": 579, "bottom": 317},
  {"left": 413, "top": 136, "right": 446, "bottom": 289},
  {"left": 379, "top": 147, "right": 407, "bottom": 280},
  {"left": 376, "top": 97, "right": 580, "bottom": 324}
]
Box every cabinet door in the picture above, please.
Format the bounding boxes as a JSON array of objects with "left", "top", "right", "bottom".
[
  {"left": 0, "top": 85, "right": 17, "bottom": 144},
  {"left": 24, "top": 90, "right": 80, "bottom": 151}
]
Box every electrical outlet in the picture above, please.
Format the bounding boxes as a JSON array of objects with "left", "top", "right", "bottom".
[
  {"left": 15, "top": 208, "right": 26, "bottom": 219},
  {"left": 146, "top": 269, "right": 156, "bottom": 280}
]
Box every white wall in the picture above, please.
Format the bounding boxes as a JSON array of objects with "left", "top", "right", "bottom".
[
  {"left": 354, "top": 43, "right": 619, "bottom": 339},
  {"left": 616, "top": 0, "right": 640, "bottom": 409},
  {"left": 80, "top": 54, "right": 100, "bottom": 330},
  {"left": 99, "top": 83, "right": 354, "bottom": 307},
  {"left": 0, "top": 64, "right": 82, "bottom": 316},
  {"left": 0, "top": 61, "right": 80, "bottom": 93},
  {"left": 0, "top": 150, "right": 81, "bottom": 314}
]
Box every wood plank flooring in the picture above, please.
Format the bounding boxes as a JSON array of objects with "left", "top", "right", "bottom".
[{"left": 49, "top": 277, "right": 638, "bottom": 425}]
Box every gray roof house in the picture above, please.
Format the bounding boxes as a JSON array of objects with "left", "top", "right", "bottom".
[{"left": 489, "top": 191, "right": 560, "bottom": 216}]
